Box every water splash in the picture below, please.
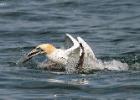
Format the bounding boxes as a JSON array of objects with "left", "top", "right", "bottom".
[{"left": 102, "top": 60, "right": 128, "bottom": 71}]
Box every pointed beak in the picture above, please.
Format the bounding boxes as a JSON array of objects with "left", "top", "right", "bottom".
[{"left": 22, "top": 48, "right": 42, "bottom": 63}]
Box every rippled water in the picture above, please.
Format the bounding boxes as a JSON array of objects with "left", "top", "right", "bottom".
[{"left": 0, "top": 0, "right": 140, "bottom": 99}]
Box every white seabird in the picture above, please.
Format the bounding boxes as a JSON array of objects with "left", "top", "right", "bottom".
[{"left": 21, "top": 34, "right": 128, "bottom": 73}]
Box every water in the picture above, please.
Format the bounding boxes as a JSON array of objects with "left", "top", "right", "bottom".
[{"left": 0, "top": 0, "right": 140, "bottom": 99}]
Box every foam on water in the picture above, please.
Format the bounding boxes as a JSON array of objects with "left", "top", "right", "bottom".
[
  {"left": 80, "top": 59, "right": 128, "bottom": 74},
  {"left": 101, "top": 59, "right": 128, "bottom": 70}
]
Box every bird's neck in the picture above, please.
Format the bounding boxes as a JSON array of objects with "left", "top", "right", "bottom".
[{"left": 47, "top": 49, "right": 68, "bottom": 65}]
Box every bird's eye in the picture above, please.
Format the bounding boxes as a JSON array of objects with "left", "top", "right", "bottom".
[{"left": 36, "top": 47, "right": 43, "bottom": 51}]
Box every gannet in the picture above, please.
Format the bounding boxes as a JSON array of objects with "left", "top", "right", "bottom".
[{"left": 20, "top": 34, "right": 128, "bottom": 73}]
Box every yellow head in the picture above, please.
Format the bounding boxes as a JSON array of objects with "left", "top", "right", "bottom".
[
  {"left": 36, "top": 44, "right": 56, "bottom": 55},
  {"left": 22, "top": 43, "right": 56, "bottom": 63}
]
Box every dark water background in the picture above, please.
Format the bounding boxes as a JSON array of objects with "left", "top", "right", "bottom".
[{"left": 0, "top": 0, "right": 140, "bottom": 99}]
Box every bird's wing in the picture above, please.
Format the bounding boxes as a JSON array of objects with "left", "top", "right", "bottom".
[
  {"left": 64, "top": 34, "right": 80, "bottom": 55},
  {"left": 77, "top": 37, "right": 97, "bottom": 61},
  {"left": 64, "top": 34, "right": 74, "bottom": 49},
  {"left": 64, "top": 34, "right": 82, "bottom": 73},
  {"left": 77, "top": 37, "right": 102, "bottom": 71}
]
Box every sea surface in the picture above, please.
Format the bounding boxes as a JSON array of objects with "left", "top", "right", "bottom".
[{"left": 0, "top": 0, "right": 140, "bottom": 99}]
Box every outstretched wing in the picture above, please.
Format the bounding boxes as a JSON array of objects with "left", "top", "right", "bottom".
[
  {"left": 77, "top": 37, "right": 102, "bottom": 71},
  {"left": 63, "top": 34, "right": 82, "bottom": 73},
  {"left": 64, "top": 34, "right": 74, "bottom": 49},
  {"left": 77, "top": 37, "right": 97, "bottom": 61},
  {"left": 64, "top": 34, "right": 80, "bottom": 56}
]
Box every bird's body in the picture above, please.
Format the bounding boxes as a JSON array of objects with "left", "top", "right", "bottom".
[
  {"left": 47, "top": 49, "right": 68, "bottom": 65},
  {"left": 21, "top": 34, "right": 128, "bottom": 73}
]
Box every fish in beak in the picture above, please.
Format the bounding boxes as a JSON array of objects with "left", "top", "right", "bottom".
[
  {"left": 21, "top": 48, "right": 43, "bottom": 63},
  {"left": 18, "top": 44, "right": 56, "bottom": 64}
]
